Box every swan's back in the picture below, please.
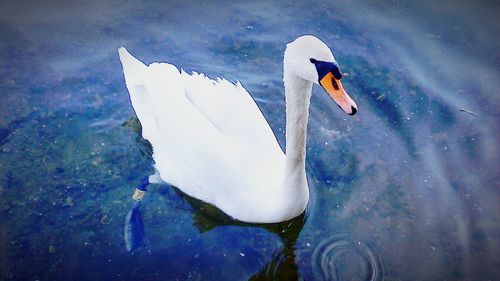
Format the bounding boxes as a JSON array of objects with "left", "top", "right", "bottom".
[{"left": 118, "top": 48, "right": 286, "bottom": 221}]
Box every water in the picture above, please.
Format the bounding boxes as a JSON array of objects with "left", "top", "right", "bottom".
[{"left": 0, "top": 0, "right": 499, "bottom": 280}]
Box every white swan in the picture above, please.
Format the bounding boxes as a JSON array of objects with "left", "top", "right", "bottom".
[{"left": 118, "top": 35, "right": 358, "bottom": 223}]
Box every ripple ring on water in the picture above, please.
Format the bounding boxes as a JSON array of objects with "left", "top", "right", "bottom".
[
  {"left": 100, "top": 214, "right": 111, "bottom": 224},
  {"left": 312, "top": 234, "right": 385, "bottom": 281}
]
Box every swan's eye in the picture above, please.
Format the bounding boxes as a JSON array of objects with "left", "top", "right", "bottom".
[
  {"left": 311, "top": 59, "right": 343, "bottom": 82},
  {"left": 331, "top": 76, "right": 339, "bottom": 90}
]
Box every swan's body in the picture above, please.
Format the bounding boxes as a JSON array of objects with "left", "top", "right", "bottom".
[{"left": 119, "top": 35, "right": 357, "bottom": 223}]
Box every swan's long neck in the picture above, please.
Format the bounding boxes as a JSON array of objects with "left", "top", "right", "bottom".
[
  {"left": 281, "top": 69, "right": 312, "bottom": 211},
  {"left": 284, "top": 75, "right": 312, "bottom": 175}
]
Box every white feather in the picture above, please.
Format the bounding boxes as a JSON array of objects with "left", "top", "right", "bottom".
[{"left": 118, "top": 35, "right": 345, "bottom": 223}]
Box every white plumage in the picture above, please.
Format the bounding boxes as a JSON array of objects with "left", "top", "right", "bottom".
[{"left": 119, "top": 35, "right": 357, "bottom": 223}]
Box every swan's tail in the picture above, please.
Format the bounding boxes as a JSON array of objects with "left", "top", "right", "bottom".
[
  {"left": 118, "top": 47, "right": 166, "bottom": 156},
  {"left": 118, "top": 47, "right": 148, "bottom": 88}
]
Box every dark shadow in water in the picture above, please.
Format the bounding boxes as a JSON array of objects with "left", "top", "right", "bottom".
[
  {"left": 157, "top": 184, "right": 307, "bottom": 281},
  {"left": 122, "top": 117, "right": 154, "bottom": 160}
]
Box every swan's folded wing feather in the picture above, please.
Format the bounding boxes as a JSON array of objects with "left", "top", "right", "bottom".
[
  {"left": 181, "top": 70, "right": 282, "bottom": 155},
  {"left": 119, "top": 48, "right": 223, "bottom": 189},
  {"left": 119, "top": 47, "right": 284, "bottom": 209}
]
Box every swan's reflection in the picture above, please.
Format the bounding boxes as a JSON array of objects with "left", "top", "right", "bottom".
[
  {"left": 158, "top": 184, "right": 307, "bottom": 280},
  {"left": 154, "top": 183, "right": 385, "bottom": 281}
]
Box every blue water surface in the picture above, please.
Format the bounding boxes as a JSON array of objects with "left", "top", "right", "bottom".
[{"left": 0, "top": 0, "right": 499, "bottom": 280}]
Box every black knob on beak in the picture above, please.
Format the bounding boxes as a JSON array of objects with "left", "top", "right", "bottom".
[{"left": 348, "top": 106, "right": 357, "bottom": 116}]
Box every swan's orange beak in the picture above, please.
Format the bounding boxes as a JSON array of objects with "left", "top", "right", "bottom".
[{"left": 320, "top": 72, "right": 358, "bottom": 115}]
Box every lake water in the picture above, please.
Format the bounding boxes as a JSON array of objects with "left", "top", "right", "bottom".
[{"left": 0, "top": 0, "right": 499, "bottom": 280}]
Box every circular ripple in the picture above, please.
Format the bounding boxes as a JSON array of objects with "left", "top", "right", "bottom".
[{"left": 312, "top": 234, "right": 385, "bottom": 281}]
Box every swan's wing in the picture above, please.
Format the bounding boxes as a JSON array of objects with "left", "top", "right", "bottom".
[
  {"left": 180, "top": 70, "right": 282, "bottom": 155},
  {"left": 118, "top": 47, "right": 284, "bottom": 206},
  {"left": 119, "top": 47, "right": 223, "bottom": 196}
]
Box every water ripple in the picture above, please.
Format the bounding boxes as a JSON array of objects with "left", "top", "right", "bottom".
[{"left": 312, "top": 234, "right": 385, "bottom": 281}]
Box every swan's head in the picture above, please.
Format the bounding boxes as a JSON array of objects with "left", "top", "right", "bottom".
[{"left": 285, "top": 35, "right": 358, "bottom": 115}]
